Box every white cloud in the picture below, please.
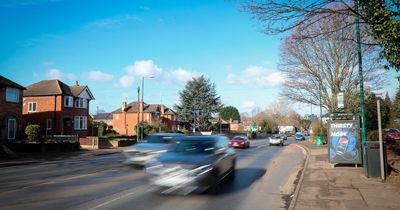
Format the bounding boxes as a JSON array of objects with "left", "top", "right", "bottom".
[
  {"left": 164, "top": 68, "right": 200, "bottom": 85},
  {"left": 46, "top": 69, "right": 62, "bottom": 80},
  {"left": 119, "top": 75, "right": 135, "bottom": 88},
  {"left": 224, "top": 65, "right": 284, "bottom": 88},
  {"left": 46, "top": 68, "right": 76, "bottom": 81},
  {"left": 85, "top": 70, "right": 113, "bottom": 81},
  {"left": 125, "top": 60, "right": 163, "bottom": 77},
  {"left": 243, "top": 66, "right": 264, "bottom": 77},
  {"left": 225, "top": 73, "right": 248, "bottom": 84},
  {"left": 90, "top": 14, "right": 143, "bottom": 28},
  {"left": 243, "top": 101, "right": 256, "bottom": 109},
  {"left": 256, "top": 72, "right": 285, "bottom": 87}
]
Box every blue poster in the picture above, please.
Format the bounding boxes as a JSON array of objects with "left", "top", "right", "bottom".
[{"left": 328, "top": 121, "right": 361, "bottom": 164}]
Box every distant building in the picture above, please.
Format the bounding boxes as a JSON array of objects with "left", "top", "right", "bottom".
[
  {"left": 112, "top": 101, "right": 176, "bottom": 136},
  {"left": 22, "top": 80, "right": 95, "bottom": 137},
  {"left": 92, "top": 112, "right": 113, "bottom": 126},
  {"left": 0, "top": 76, "right": 25, "bottom": 141}
]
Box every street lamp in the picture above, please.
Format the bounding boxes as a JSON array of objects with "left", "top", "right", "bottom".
[{"left": 140, "top": 75, "right": 154, "bottom": 141}]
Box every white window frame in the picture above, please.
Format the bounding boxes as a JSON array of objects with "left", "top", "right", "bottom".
[
  {"left": 46, "top": 119, "right": 52, "bottom": 130},
  {"left": 64, "top": 96, "right": 73, "bottom": 107},
  {"left": 28, "top": 102, "right": 37, "bottom": 112},
  {"left": 74, "top": 116, "right": 87, "bottom": 130},
  {"left": 6, "top": 87, "right": 19, "bottom": 103},
  {"left": 7, "top": 119, "right": 16, "bottom": 140},
  {"left": 75, "top": 98, "right": 87, "bottom": 109}
]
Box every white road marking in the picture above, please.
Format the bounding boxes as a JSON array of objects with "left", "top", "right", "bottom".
[{"left": 88, "top": 192, "right": 135, "bottom": 210}]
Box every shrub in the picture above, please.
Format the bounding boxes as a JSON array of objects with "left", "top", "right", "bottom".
[
  {"left": 366, "top": 130, "right": 380, "bottom": 141},
  {"left": 25, "top": 124, "right": 41, "bottom": 142}
]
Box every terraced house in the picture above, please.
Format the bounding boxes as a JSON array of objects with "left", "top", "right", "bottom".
[
  {"left": 0, "top": 75, "right": 25, "bottom": 141},
  {"left": 22, "top": 80, "right": 94, "bottom": 137}
]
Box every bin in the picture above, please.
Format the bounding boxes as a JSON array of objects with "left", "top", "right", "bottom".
[
  {"left": 365, "top": 141, "right": 387, "bottom": 178},
  {"left": 316, "top": 135, "right": 323, "bottom": 146}
]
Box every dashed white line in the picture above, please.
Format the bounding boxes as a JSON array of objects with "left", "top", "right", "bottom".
[{"left": 88, "top": 192, "right": 135, "bottom": 210}]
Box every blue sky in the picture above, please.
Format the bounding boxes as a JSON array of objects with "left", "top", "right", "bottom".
[{"left": 0, "top": 0, "right": 398, "bottom": 115}]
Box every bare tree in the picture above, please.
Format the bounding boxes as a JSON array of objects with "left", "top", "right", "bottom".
[{"left": 279, "top": 13, "right": 384, "bottom": 112}]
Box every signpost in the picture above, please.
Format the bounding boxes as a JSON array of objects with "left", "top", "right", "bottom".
[{"left": 328, "top": 120, "right": 362, "bottom": 165}]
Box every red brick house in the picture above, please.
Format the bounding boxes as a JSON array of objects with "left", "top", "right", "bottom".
[
  {"left": 0, "top": 76, "right": 25, "bottom": 141},
  {"left": 112, "top": 101, "right": 176, "bottom": 136},
  {"left": 22, "top": 80, "right": 94, "bottom": 137}
]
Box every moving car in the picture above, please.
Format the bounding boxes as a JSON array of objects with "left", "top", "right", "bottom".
[
  {"left": 146, "top": 135, "right": 236, "bottom": 194},
  {"left": 123, "top": 133, "right": 185, "bottom": 166},
  {"left": 295, "top": 132, "right": 306, "bottom": 141},
  {"left": 228, "top": 135, "right": 250, "bottom": 149},
  {"left": 269, "top": 134, "right": 284, "bottom": 146},
  {"left": 384, "top": 128, "right": 400, "bottom": 143}
]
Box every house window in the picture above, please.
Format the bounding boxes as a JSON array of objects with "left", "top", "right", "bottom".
[
  {"left": 46, "top": 119, "right": 52, "bottom": 130},
  {"left": 74, "top": 116, "right": 87, "bottom": 130},
  {"left": 75, "top": 98, "right": 87, "bottom": 108},
  {"left": 6, "top": 87, "right": 19, "bottom": 103},
  {"left": 7, "top": 119, "right": 16, "bottom": 140},
  {"left": 28, "top": 102, "right": 37, "bottom": 112},
  {"left": 64, "top": 96, "right": 73, "bottom": 107}
]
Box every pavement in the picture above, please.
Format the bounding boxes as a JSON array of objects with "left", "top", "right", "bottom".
[
  {"left": 0, "top": 148, "right": 123, "bottom": 167},
  {"left": 291, "top": 141, "right": 400, "bottom": 210}
]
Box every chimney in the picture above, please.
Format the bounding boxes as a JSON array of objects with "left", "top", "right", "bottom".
[
  {"left": 160, "top": 105, "right": 165, "bottom": 114},
  {"left": 75, "top": 80, "right": 79, "bottom": 86},
  {"left": 121, "top": 101, "right": 127, "bottom": 112}
]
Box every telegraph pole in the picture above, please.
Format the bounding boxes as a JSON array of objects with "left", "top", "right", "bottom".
[{"left": 137, "top": 86, "right": 140, "bottom": 142}]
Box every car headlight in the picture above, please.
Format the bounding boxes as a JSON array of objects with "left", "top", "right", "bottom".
[{"left": 190, "top": 164, "right": 213, "bottom": 176}]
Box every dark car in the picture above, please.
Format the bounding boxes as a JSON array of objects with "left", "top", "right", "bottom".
[
  {"left": 295, "top": 132, "right": 306, "bottom": 141},
  {"left": 146, "top": 135, "right": 236, "bottom": 195},
  {"left": 228, "top": 135, "right": 250, "bottom": 148},
  {"left": 123, "top": 133, "right": 185, "bottom": 166},
  {"left": 384, "top": 128, "right": 400, "bottom": 143}
]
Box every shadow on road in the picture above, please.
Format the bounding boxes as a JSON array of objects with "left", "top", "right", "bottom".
[{"left": 219, "top": 168, "right": 266, "bottom": 195}]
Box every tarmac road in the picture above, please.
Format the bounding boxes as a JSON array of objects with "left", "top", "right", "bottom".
[{"left": 0, "top": 137, "right": 305, "bottom": 210}]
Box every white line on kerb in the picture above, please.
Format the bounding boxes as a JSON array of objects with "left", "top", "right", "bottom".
[{"left": 88, "top": 192, "right": 135, "bottom": 210}]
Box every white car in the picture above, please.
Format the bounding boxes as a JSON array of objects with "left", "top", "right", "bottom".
[
  {"left": 124, "top": 133, "right": 185, "bottom": 166},
  {"left": 269, "top": 134, "right": 284, "bottom": 146}
]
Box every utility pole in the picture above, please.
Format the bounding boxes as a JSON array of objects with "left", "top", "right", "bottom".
[
  {"left": 355, "top": 1, "right": 367, "bottom": 167},
  {"left": 193, "top": 110, "right": 196, "bottom": 133},
  {"left": 377, "top": 98, "right": 385, "bottom": 180},
  {"left": 137, "top": 86, "right": 140, "bottom": 142},
  {"left": 319, "top": 83, "right": 323, "bottom": 142}
]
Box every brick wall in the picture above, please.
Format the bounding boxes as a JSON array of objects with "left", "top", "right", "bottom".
[
  {"left": 113, "top": 112, "right": 144, "bottom": 136},
  {"left": 0, "top": 87, "right": 24, "bottom": 141},
  {"left": 23, "top": 95, "right": 90, "bottom": 137}
]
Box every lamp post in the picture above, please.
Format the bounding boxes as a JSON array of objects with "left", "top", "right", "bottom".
[
  {"left": 355, "top": 1, "right": 367, "bottom": 167},
  {"left": 140, "top": 76, "right": 154, "bottom": 141}
]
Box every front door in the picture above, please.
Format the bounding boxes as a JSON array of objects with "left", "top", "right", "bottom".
[{"left": 62, "top": 118, "right": 73, "bottom": 135}]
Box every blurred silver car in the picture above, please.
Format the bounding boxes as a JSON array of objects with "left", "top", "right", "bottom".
[
  {"left": 269, "top": 134, "right": 284, "bottom": 146},
  {"left": 123, "top": 133, "right": 185, "bottom": 166}
]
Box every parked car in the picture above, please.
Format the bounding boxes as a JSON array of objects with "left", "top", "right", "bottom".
[
  {"left": 269, "top": 134, "right": 284, "bottom": 146},
  {"left": 123, "top": 133, "right": 185, "bottom": 166},
  {"left": 281, "top": 133, "right": 288, "bottom": 140},
  {"left": 384, "top": 128, "right": 400, "bottom": 143},
  {"left": 295, "top": 132, "right": 306, "bottom": 141},
  {"left": 146, "top": 135, "right": 236, "bottom": 194},
  {"left": 303, "top": 130, "right": 310, "bottom": 136},
  {"left": 228, "top": 135, "right": 250, "bottom": 149}
]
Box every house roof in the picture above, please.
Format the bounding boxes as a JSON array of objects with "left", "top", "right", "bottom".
[
  {"left": 93, "top": 112, "right": 113, "bottom": 120},
  {"left": 112, "top": 101, "right": 175, "bottom": 115},
  {"left": 23, "top": 80, "right": 94, "bottom": 99},
  {"left": 0, "top": 75, "right": 25, "bottom": 89}
]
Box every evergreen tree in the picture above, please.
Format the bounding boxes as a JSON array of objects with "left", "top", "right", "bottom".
[
  {"left": 393, "top": 90, "right": 400, "bottom": 120},
  {"left": 382, "top": 92, "right": 392, "bottom": 128},
  {"left": 174, "top": 76, "right": 222, "bottom": 131},
  {"left": 219, "top": 106, "right": 240, "bottom": 123}
]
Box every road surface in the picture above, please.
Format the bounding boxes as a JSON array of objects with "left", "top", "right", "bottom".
[{"left": 0, "top": 137, "right": 305, "bottom": 210}]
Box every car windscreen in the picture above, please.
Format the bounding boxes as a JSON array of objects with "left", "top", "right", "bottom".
[
  {"left": 272, "top": 135, "right": 281, "bottom": 138},
  {"left": 145, "top": 135, "right": 176, "bottom": 143},
  {"left": 232, "top": 136, "right": 245, "bottom": 140},
  {"left": 174, "top": 140, "right": 215, "bottom": 154},
  {"left": 388, "top": 129, "right": 400, "bottom": 133},
  {"left": 295, "top": 134, "right": 303, "bottom": 137}
]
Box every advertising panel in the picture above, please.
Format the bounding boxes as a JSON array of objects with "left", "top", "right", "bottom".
[{"left": 328, "top": 120, "right": 361, "bottom": 164}]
